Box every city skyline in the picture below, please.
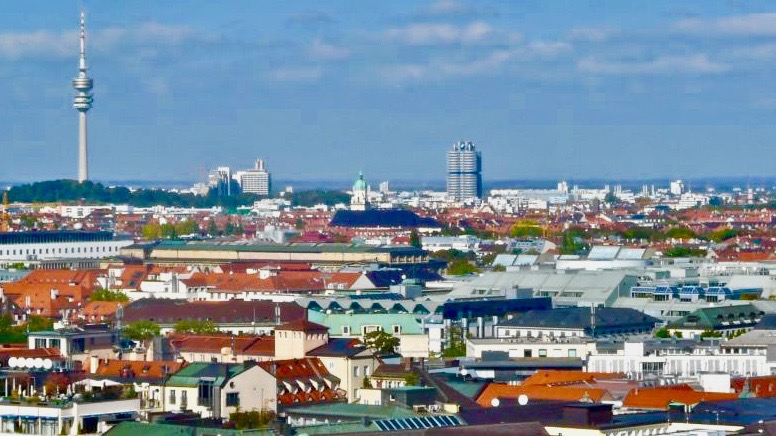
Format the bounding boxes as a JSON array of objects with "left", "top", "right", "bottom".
[{"left": 4, "top": 1, "right": 776, "bottom": 183}]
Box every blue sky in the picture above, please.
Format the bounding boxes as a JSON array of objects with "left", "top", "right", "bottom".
[{"left": 3, "top": 0, "right": 776, "bottom": 184}]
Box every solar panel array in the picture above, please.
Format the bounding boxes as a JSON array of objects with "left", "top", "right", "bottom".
[{"left": 374, "top": 415, "right": 461, "bottom": 432}]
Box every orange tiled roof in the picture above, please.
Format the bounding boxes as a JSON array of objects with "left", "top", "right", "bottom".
[
  {"left": 86, "top": 358, "right": 186, "bottom": 379},
  {"left": 622, "top": 385, "right": 738, "bottom": 410},
  {"left": 169, "top": 334, "right": 274, "bottom": 356},
  {"left": 476, "top": 383, "right": 610, "bottom": 407},
  {"left": 521, "top": 370, "right": 625, "bottom": 387}
]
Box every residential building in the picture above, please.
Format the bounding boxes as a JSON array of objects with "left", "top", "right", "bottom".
[
  {"left": 272, "top": 318, "right": 380, "bottom": 401},
  {"left": 163, "top": 362, "right": 277, "bottom": 418},
  {"left": 446, "top": 141, "right": 482, "bottom": 201}
]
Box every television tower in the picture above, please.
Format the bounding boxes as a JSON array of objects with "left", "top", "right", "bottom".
[{"left": 72, "top": 11, "right": 93, "bottom": 183}]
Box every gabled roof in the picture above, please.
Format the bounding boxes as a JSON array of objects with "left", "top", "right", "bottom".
[
  {"left": 166, "top": 362, "right": 256, "bottom": 387},
  {"left": 121, "top": 299, "right": 305, "bottom": 325}
]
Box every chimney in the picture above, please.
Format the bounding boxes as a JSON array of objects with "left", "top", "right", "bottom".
[{"left": 89, "top": 356, "right": 98, "bottom": 374}]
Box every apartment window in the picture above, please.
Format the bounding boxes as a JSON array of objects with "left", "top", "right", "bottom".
[
  {"left": 169, "top": 389, "right": 176, "bottom": 405},
  {"left": 181, "top": 390, "right": 188, "bottom": 407},
  {"left": 342, "top": 326, "right": 351, "bottom": 335},
  {"left": 198, "top": 381, "right": 214, "bottom": 406},
  {"left": 524, "top": 350, "right": 532, "bottom": 358},
  {"left": 568, "top": 349, "right": 577, "bottom": 358},
  {"left": 226, "top": 392, "right": 239, "bottom": 407},
  {"left": 392, "top": 325, "right": 401, "bottom": 335},
  {"left": 365, "top": 366, "right": 371, "bottom": 377},
  {"left": 539, "top": 349, "right": 547, "bottom": 358},
  {"left": 354, "top": 366, "right": 360, "bottom": 377}
]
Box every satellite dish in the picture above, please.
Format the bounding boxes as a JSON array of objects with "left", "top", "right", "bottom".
[
  {"left": 33, "top": 358, "right": 44, "bottom": 369},
  {"left": 25, "top": 358, "right": 35, "bottom": 369},
  {"left": 491, "top": 398, "right": 500, "bottom": 408},
  {"left": 460, "top": 369, "right": 468, "bottom": 376},
  {"left": 518, "top": 394, "right": 529, "bottom": 406},
  {"left": 42, "top": 359, "right": 53, "bottom": 370},
  {"left": 7, "top": 357, "right": 17, "bottom": 368}
]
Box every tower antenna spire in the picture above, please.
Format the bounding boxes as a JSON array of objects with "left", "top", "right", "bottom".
[{"left": 73, "top": 10, "right": 94, "bottom": 183}]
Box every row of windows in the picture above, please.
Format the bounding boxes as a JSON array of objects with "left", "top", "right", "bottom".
[
  {"left": 521, "top": 348, "right": 577, "bottom": 358},
  {"left": 0, "top": 245, "right": 119, "bottom": 256}
]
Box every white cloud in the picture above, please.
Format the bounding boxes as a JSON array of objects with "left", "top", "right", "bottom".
[
  {"left": 0, "top": 23, "right": 215, "bottom": 60},
  {"left": 383, "top": 21, "right": 492, "bottom": 45},
  {"left": 675, "top": 13, "right": 776, "bottom": 36},
  {"left": 309, "top": 39, "right": 350, "bottom": 60},
  {"left": 568, "top": 27, "right": 614, "bottom": 42},
  {"left": 425, "top": 0, "right": 471, "bottom": 16},
  {"left": 578, "top": 54, "right": 730, "bottom": 75},
  {"left": 528, "top": 41, "right": 572, "bottom": 57},
  {"left": 269, "top": 66, "right": 323, "bottom": 82}
]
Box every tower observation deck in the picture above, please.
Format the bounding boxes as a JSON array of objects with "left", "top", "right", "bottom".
[{"left": 72, "top": 11, "right": 93, "bottom": 183}]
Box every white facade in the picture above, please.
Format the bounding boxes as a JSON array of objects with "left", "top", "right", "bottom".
[
  {"left": 239, "top": 159, "right": 271, "bottom": 195},
  {"left": 466, "top": 337, "right": 596, "bottom": 359},
  {"left": 586, "top": 341, "right": 769, "bottom": 379},
  {"left": 0, "top": 239, "right": 132, "bottom": 262}
]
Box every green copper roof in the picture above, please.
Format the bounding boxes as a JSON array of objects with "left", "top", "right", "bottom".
[{"left": 308, "top": 310, "right": 424, "bottom": 335}]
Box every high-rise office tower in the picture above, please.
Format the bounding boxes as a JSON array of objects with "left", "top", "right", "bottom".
[
  {"left": 72, "top": 11, "right": 94, "bottom": 183},
  {"left": 208, "top": 167, "right": 232, "bottom": 196},
  {"left": 240, "top": 159, "right": 271, "bottom": 195},
  {"left": 446, "top": 141, "right": 482, "bottom": 201}
]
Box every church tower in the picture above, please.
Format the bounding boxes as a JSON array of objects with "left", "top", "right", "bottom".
[{"left": 350, "top": 171, "right": 369, "bottom": 211}]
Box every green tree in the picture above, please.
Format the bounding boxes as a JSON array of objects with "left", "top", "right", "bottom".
[
  {"left": 446, "top": 259, "right": 479, "bottom": 275},
  {"left": 160, "top": 223, "right": 177, "bottom": 239},
  {"left": 707, "top": 228, "right": 738, "bottom": 242},
  {"left": 604, "top": 191, "right": 619, "bottom": 204},
  {"left": 654, "top": 327, "right": 670, "bottom": 339},
  {"left": 174, "top": 319, "right": 219, "bottom": 334},
  {"left": 175, "top": 220, "right": 199, "bottom": 236},
  {"left": 25, "top": 316, "right": 53, "bottom": 333},
  {"left": 363, "top": 330, "right": 400, "bottom": 355},
  {"left": 207, "top": 219, "right": 218, "bottom": 236},
  {"left": 123, "top": 320, "right": 160, "bottom": 347},
  {"left": 662, "top": 246, "right": 706, "bottom": 258},
  {"left": 664, "top": 227, "right": 697, "bottom": 240},
  {"left": 443, "top": 323, "right": 468, "bottom": 358},
  {"left": 409, "top": 230, "right": 422, "bottom": 248},
  {"left": 510, "top": 220, "right": 544, "bottom": 238},
  {"left": 141, "top": 223, "right": 161, "bottom": 240},
  {"left": 90, "top": 288, "right": 129, "bottom": 303},
  {"left": 404, "top": 371, "right": 420, "bottom": 386}
]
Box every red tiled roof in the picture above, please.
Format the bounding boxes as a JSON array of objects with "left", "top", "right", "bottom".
[
  {"left": 86, "top": 359, "right": 186, "bottom": 379},
  {"left": 521, "top": 370, "right": 625, "bottom": 387},
  {"left": 276, "top": 318, "right": 329, "bottom": 333},
  {"left": 622, "top": 385, "right": 738, "bottom": 410},
  {"left": 169, "top": 334, "right": 274, "bottom": 356},
  {"left": 477, "top": 383, "right": 610, "bottom": 407}
]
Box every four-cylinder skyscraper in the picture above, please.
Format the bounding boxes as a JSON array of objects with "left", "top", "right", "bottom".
[
  {"left": 446, "top": 141, "right": 482, "bottom": 201},
  {"left": 72, "top": 11, "right": 93, "bottom": 183}
]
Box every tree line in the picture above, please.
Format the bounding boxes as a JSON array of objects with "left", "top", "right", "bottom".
[{"left": 7, "top": 180, "right": 351, "bottom": 208}]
